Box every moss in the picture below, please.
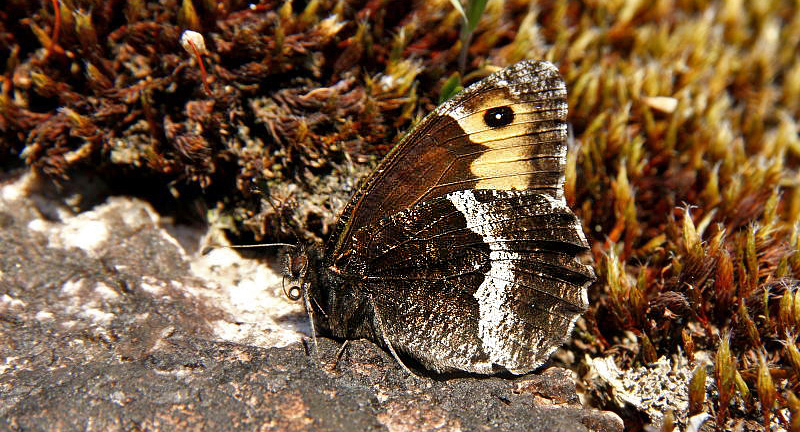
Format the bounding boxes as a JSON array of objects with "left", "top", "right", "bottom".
[{"left": 2, "top": 0, "right": 800, "bottom": 429}]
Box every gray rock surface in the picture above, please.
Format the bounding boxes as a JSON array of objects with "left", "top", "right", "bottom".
[{"left": 0, "top": 172, "right": 623, "bottom": 432}]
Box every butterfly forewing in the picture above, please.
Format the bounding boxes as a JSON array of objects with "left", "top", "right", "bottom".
[{"left": 327, "top": 61, "right": 569, "bottom": 263}]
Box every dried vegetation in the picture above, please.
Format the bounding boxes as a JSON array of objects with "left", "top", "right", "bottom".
[{"left": 1, "top": 0, "right": 800, "bottom": 430}]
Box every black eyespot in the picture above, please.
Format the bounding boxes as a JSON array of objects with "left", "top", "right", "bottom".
[{"left": 483, "top": 106, "right": 514, "bottom": 128}]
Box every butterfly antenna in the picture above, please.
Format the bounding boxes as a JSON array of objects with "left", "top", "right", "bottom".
[
  {"left": 369, "top": 294, "right": 419, "bottom": 378},
  {"left": 202, "top": 242, "right": 297, "bottom": 255}
]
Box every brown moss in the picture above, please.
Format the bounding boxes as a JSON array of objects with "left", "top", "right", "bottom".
[{"left": 2, "top": 0, "right": 800, "bottom": 429}]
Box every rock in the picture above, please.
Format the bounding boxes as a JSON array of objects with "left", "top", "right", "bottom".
[
  {"left": 588, "top": 354, "right": 709, "bottom": 430},
  {"left": 0, "top": 172, "right": 622, "bottom": 432}
]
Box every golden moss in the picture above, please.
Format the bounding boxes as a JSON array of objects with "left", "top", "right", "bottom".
[{"left": 1, "top": 0, "right": 800, "bottom": 429}]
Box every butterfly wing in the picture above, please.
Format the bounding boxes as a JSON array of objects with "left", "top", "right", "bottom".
[
  {"left": 326, "top": 60, "right": 570, "bottom": 265},
  {"left": 347, "top": 189, "right": 593, "bottom": 373}
]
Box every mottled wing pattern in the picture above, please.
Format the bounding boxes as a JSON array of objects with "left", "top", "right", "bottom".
[
  {"left": 318, "top": 60, "right": 595, "bottom": 374},
  {"left": 347, "top": 189, "right": 593, "bottom": 373},
  {"left": 327, "top": 60, "right": 569, "bottom": 265}
]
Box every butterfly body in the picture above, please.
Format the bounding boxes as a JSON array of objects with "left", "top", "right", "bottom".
[{"left": 286, "top": 60, "right": 595, "bottom": 374}]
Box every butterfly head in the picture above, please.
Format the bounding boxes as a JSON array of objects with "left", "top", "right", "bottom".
[
  {"left": 282, "top": 242, "right": 317, "bottom": 300},
  {"left": 282, "top": 241, "right": 337, "bottom": 352}
]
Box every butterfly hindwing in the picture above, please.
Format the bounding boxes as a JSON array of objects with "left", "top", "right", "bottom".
[{"left": 346, "top": 189, "right": 593, "bottom": 373}]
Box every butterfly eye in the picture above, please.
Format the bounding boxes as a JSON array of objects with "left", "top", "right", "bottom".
[{"left": 483, "top": 106, "right": 514, "bottom": 128}]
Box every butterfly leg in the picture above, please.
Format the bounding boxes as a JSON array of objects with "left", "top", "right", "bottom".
[
  {"left": 369, "top": 294, "right": 420, "bottom": 377},
  {"left": 303, "top": 283, "right": 320, "bottom": 362}
]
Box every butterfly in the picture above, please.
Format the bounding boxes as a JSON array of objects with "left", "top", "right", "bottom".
[{"left": 284, "top": 60, "right": 595, "bottom": 375}]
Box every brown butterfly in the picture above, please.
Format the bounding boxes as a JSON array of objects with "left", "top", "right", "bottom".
[{"left": 285, "top": 60, "right": 595, "bottom": 374}]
